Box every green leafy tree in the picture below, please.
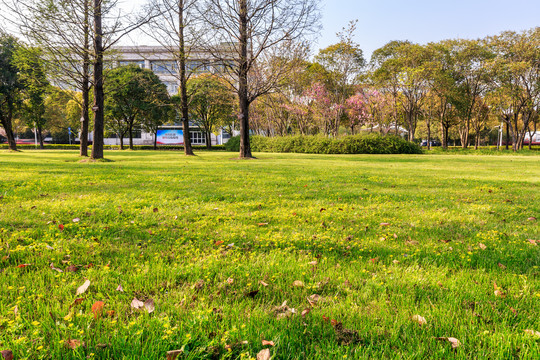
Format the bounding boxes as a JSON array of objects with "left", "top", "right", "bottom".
[
  {"left": 0, "top": 32, "right": 22, "bottom": 151},
  {"left": 187, "top": 74, "right": 235, "bottom": 149},
  {"left": 15, "top": 46, "right": 50, "bottom": 148},
  {"left": 105, "top": 65, "right": 169, "bottom": 150}
]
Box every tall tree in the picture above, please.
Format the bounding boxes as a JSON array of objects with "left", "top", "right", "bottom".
[
  {"left": 0, "top": 32, "right": 21, "bottom": 151},
  {"left": 15, "top": 46, "right": 50, "bottom": 149},
  {"left": 198, "top": 0, "right": 321, "bottom": 158},
  {"left": 142, "top": 0, "right": 199, "bottom": 155}
]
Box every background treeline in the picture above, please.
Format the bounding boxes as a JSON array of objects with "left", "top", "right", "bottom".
[{"left": 249, "top": 24, "right": 539, "bottom": 152}]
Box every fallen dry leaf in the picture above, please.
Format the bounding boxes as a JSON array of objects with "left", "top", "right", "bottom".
[
  {"left": 58, "top": 224, "right": 64, "bottom": 231},
  {"left": 292, "top": 280, "right": 304, "bottom": 288},
  {"left": 412, "top": 315, "right": 427, "bottom": 326},
  {"left": 301, "top": 308, "right": 311, "bottom": 317},
  {"left": 1, "top": 350, "right": 13, "bottom": 360},
  {"left": 258, "top": 223, "right": 269, "bottom": 227},
  {"left": 131, "top": 298, "right": 144, "bottom": 309},
  {"left": 307, "top": 294, "right": 321, "bottom": 306},
  {"left": 76, "top": 280, "right": 90, "bottom": 295},
  {"left": 72, "top": 218, "right": 80, "bottom": 223},
  {"left": 227, "top": 277, "right": 234, "bottom": 284},
  {"left": 116, "top": 284, "right": 124, "bottom": 292},
  {"left": 91, "top": 301, "right": 105, "bottom": 319},
  {"left": 528, "top": 239, "right": 538, "bottom": 246},
  {"left": 50, "top": 263, "right": 63, "bottom": 273},
  {"left": 435, "top": 337, "right": 461, "bottom": 349},
  {"left": 259, "top": 280, "right": 269, "bottom": 287},
  {"left": 153, "top": 208, "right": 158, "bottom": 213},
  {"left": 65, "top": 339, "right": 83, "bottom": 350},
  {"left": 498, "top": 263, "right": 507, "bottom": 270},
  {"left": 17, "top": 264, "right": 31, "bottom": 268},
  {"left": 262, "top": 340, "right": 275, "bottom": 346},
  {"left": 528, "top": 217, "right": 537, "bottom": 221},
  {"left": 380, "top": 222, "right": 390, "bottom": 227},
  {"left": 478, "top": 243, "right": 487, "bottom": 250},
  {"left": 166, "top": 350, "right": 183, "bottom": 360},
  {"left": 257, "top": 348, "right": 271, "bottom": 360},
  {"left": 66, "top": 265, "right": 78, "bottom": 272},
  {"left": 524, "top": 329, "right": 540, "bottom": 338},
  {"left": 215, "top": 240, "right": 224, "bottom": 246},
  {"left": 308, "top": 261, "right": 318, "bottom": 266},
  {"left": 144, "top": 299, "right": 155, "bottom": 313}
]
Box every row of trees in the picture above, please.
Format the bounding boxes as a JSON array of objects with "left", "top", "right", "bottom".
[
  {"left": 1, "top": 0, "right": 320, "bottom": 158},
  {"left": 249, "top": 25, "right": 539, "bottom": 151}
]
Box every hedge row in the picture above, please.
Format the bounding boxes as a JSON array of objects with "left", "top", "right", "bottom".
[
  {"left": 0, "top": 144, "right": 226, "bottom": 151},
  {"left": 225, "top": 134, "right": 423, "bottom": 154}
]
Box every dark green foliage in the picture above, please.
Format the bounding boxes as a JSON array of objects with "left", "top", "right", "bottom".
[{"left": 226, "top": 134, "right": 423, "bottom": 154}]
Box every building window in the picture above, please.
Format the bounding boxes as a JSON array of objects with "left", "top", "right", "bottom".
[
  {"left": 164, "top": 82, "right": 179, "bottom": 95},
  {"left": 190, "top": 131, "right": 205, "bottom": 145},
  {"left": 151, "top": 61, "right": 178, "bottom": 74}
]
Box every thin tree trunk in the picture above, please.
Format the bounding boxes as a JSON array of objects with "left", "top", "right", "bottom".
[
  {"left": 238, "top": 0, "right": 252, "bottom": 158},
  {"left": 505, "top": 120, "right": 510, "bottom": 150},
  {"left": 154, "top": 131, "right": 157, "bottom": 150},
  {"left": 80, "top": 0, "right": 90, "bottom": 157},
  {"left": 38, "top": 126, "right": 44, "bottom": 149},
  {"left": 426, "top": 118, "right": 431, "bottom": 150},
  {"left": 178, "top": 0, "right": 194, "bottom": 156},
  {"left": 91, "top": 0, "right": 104, "bottom": 160},
  {"left": 119, "top": 134, "right": 124, "bottom": 150},
  {"left": 206, "top": 130, "right": 211, "bottom": 149},
  {"left": 129, "top": 123, "right": 134, "bottom": 150}
]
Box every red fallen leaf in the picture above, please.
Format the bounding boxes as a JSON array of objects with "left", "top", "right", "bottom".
[
  {"left": 84, "top": 263, "right": 94, "bottom": 269},
  {"left": 322, "top": 315, "right": 330, "bottom": 322},
  {"left": 370, "top": 258, "right": 378, "bottom": 263},
  {"left": 91, "top": 301, "right": 105, "bottom": 319},
  {"left": 258, "top": 223, "right": 269, "bottom": 226},
  {"left": 106, "top": 310, "right": 115, "bottom": 317},
  {"left": 330, "top": 319, "right": 339, "bottom": 326},
  {"left": 17, "top": 264, "right": 31, "bottom": 268},
  {"left": 65, "top": 339, "right": 83, "bottom": 350},
  {"left": 262, "top": 340, "right": 275, "bottom": 346},
  {"left": 70, "top": 298, "right": 84, "bottom": 308},
  {"left": 292, "top": 212, "right": 297, "bottom": 216},
  {"left": 215, "top": 241, "right": 224, "bottom": 246},
  {"left": 509, "top": 307, "right": 518, "bottom": 316},
  {"left": 498, "top": 263, "right": 507, "bottom": 269},
  {"left": 59, "top": 224, "right": 65, "bottom": 231},
  {"left": 1, "top": 350, "right": 13, "bottom": 360}
]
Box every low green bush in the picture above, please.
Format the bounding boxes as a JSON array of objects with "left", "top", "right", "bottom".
[{"left": 226, "top": 134, "right": 423, "bottom": 154}]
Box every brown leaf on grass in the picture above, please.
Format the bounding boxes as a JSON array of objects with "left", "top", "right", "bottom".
[
  {"left": 226, "top": 277, "right": 234, "bottom": 285},
  {"left": 478, "top": 243, "right": 487, "bottom": 250},
  {"left": 392, "top": 260, "right": 400, "bottom": 264},
  {"left": 65, "top": 339, "right": 84, "bottom": 349},
  {"left": 72, "top": 218, "right": 80, "bottom": 223},
  {"left": 58, "top": 224, "right": 64, "bottom": 231},
  {"left": 144, "top": 299, "right": 155, "bottom": 313},
  {"left": 273, "top": 301, "right": 296, "bottom": 319},
  {"left": 258, "top": 223, "right": 269, "bottom": 227},
  {"left": 528, "top": 239, "right": 538, "bottom": 246},
  {"left": 524, "top": 329, "right": 540, "bottom": 338},
  {"left": 301, "top": 308, "right": 311, "bottom": 317},
  {"left": 256, "top": 348, "right": 271, "bottom": 360},
  {"left": 380, "top": 223, "right": 390, "bottom": 227},
  {"left": 50, "top": 263, "right": 63, "bottom": 273},
  {"left": 259, "top": 280, "right": 269, "bottom": 287},
  {"left": 131, "top": 298, "right": 144, "bottom": 309},
  {"left": 116, "top": 284, "right": 124, "bottom": 292},
  {"left": 166, "top": 350, "right": 184, "bottom": 360},
  {"left": 412, "top": 315, "right": 427, "bottom": 326},
  {"left": 509, "top": 307, "right": 518, "bottom": 316},
  {"left": 292, "top": 280, "right": 304, "bottom": 288},
  {"left": 528, "top": 217, "right": 537, "bottom": 221},
  {"left": 76, "top": 280, "right": 90, "bottom": 295},
  {"left": 308, "top": 261, "right": 318, "bottom": 266},
  {"left": 307, "top": 294, "right": 321, "bottom": 307},
  {"left": 91, "top": 301, "right": 105, "bottom": 319},
  {"left": 1, "top": 350, "right": 13, "bottom": 360},
  {"left": 435, "top": 337, "right": 461, "bottom": 349},
  {"left": 262, "top": 340, "right": 275, "bottom": 346},
  {"left": 322, "top": 315, "right": 330, "bottom": 322},
  {"left": 215, "top": 241, "right": 224, "bottom": 246},
  {"left": 153, "top": 208, "right": 158, "bottom": 213},
  {"left": 17, "top": 264, "right": 31, "bottom": 268},
  {"left": 66, "top": 265, "right": 78, "bottom": 272},
  {"left": 498, "top": 263, "right": 507, "bottom": 270},
  {"left": 70, "top": 298, "right": 84, "bottom": 308}
]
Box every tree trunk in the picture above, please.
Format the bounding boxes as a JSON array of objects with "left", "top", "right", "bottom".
[
  {"left": 91, "top": 0, "right": 104, "bottom": 160},
  {"left": 154, "top": 131, "right": 157, "bottom": 150},
  {"left": 38, "top": 126, "right": 44, "bottom": 149},
  {"left": 1, "top": 115, "right": 17, "bottom": 151},
  {"left": 178, "top": 0, "right": 194, "bottom": 156},
  {"left": 440, "top": 121, "right": 446, "bottom": 150},
  {"left": 505, "top": 121, "right": 510, "bottom": 150},
  {"left": 426, "top": 118, "right": 431, "bottom": 150},
  {"left": 238, "top": 0, "right": 252, "bottom": 158},
  {"left": 206, "top": 130, "right": 211, "bottom": 149},
  {"left": 80, "top": 0, "right": 90, "bottom": 157},
  {"left": 129, "top": 123, "right": 134, "bottom": 150}
]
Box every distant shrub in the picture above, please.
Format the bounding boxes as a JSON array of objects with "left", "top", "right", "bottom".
[{"left": 226, "top": 134, "right": 423, "bottom": 155}]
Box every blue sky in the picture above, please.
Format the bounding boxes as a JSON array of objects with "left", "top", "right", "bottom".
[{"left": 318, "top": 0, "right": 540, "bottom": 59}]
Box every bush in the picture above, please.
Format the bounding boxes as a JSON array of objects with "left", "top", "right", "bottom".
[{"left": 225, "top": 134, "right": 423, "bottom": 155}]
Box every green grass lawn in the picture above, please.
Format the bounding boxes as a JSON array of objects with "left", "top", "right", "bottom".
[{"left": 0, "top": 150, "right": 539, "bottom": 359}]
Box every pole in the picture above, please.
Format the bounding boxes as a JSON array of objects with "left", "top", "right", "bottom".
[{"left": 34, "top": 123, "right": 38, "bottom": 148}]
